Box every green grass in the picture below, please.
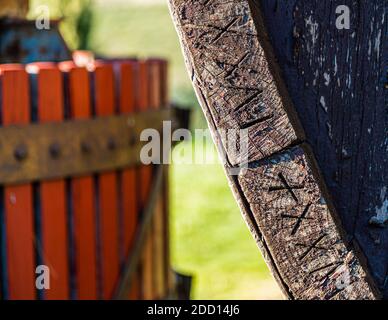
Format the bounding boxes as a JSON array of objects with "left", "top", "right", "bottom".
[{"left": 170, "top": 143, "right": 281, "bottom": 299}]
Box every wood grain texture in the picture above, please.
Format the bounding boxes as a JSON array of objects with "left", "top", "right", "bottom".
[
  {"left": 258, "top": 0, "right": 388, "bottom": 297},
  {"left": 238, "top": 145, "right": 375, "bottom": 299},
  {"left": 169, "top": 0, "right": 304, "bottom": 166},
  {"left": 168, "top": 0, "right": 380, "bottom": 299}
]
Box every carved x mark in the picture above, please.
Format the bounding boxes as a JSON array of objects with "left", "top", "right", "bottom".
[
  {"left": 211, "top": 17, "right": 239, "bottom": 44},
  {"left": 296, "top": 234, "right": 327, "bottom": 261},
  {"left": 268, "top": 173, "right": 304, "bottom": 203},
  {"left": 281, "top": 204, "right": 312, "bottom": 236}
]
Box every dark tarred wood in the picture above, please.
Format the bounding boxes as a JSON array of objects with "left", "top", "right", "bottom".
[
  {"left": 93, "top": 62, "right": 120, "bottom": 300},
  {"left": 59, "top": 61, "right": 98, "bottom": 300},
  {"left": 34, "top": 63, "right": 69, "bottom": 299},
  {"left": 258, "top": 0, "right": 388, "bottom": 297},
  {"left": 168, "top": 0, "right": 380, "bottom": 299},
  {"left": 0, "top": 65, "right": 36, "bottom": 299}
]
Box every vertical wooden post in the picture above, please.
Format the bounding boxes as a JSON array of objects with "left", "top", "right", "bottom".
[
  {"left": 0, "top": 0, "right": 29, "bottom": 19},
  {"left": 93, "top": 62, "right": 120, "bottom": 300},
  {"left": 138, "top": 60, "right": 155, "bottom": 300},
  {"left": 149, "top": 59, "right": 166, "bottom": 299},
  {"left": 116, "top": 61, "right": 141, "bottom": 300},
  {"left": 59, "top": 61, "right": 98, "bottom": 299},
  {"left": 159, "top": 59, "right": 174, "bottom": 296},
  {"left": 0, "top": 64, "right": 36, "bottom": 300},
  {"left": 32, "top": 63, "right": 69, "bottom": 299}
]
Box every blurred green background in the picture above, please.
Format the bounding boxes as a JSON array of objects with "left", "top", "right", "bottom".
[{"left": 29, "top": 0, "right": 282, "bottom": 300}]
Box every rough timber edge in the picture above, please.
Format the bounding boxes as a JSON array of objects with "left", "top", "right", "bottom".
[{"left": 167, "top": 0, "right": 380, "bottom": 299}]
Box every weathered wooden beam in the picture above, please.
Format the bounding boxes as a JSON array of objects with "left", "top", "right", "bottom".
[
  {"left": 168, "top": 0, "right": 380, "bottom": 299},
  {"left": 239, "top": 144, "right": 375, "bottom": 299},
  {"left": 169, "top": 0, "right": 305, "bottom": 166}
]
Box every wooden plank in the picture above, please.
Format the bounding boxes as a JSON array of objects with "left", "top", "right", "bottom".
[
  {"left": 138, "top": 60, "right": 154, "bottom": 300},
  {"left": 0, "top": 64, "right": 36, "bottom": 299},
  {"left": 168, "top": 0, "right": 305, "bottom": 166},
  {"left": 33, "top": 63, "right": 69, "bottom": 299},
  {"left": 114, "top": 166, "right": 164, "bottom": 299},
  {"left": 149, "top": 60, "right": 166, "bottom": 299},
  {"left": 139, "top": 61, "right": 153, "bottom": 205},
  {"left": 168, "top": 0, "right": 379, "bottom": 299},
  {"left": 93, "top": 62, "right": 120, "bottom": 299},
  {"left": 258, "top": 0, "right": 388, "bottom": 298},
  {"left": 59, "top": 61, "right": 98, "bottom": 299},
  {"left": 238, "top": 144, "right": 377, "bottom": 299},
  {"left": 158, "top": 59, "right": 173, "bottom": 293},
  {"left": 117, "top": 61, "right": 140, "bottom": 300},
  {"left": 153, "top": 194, "right": 166, "bottom": 299},
  {"left": 161, "top": 165, "right": 172, "bottom": 295}
]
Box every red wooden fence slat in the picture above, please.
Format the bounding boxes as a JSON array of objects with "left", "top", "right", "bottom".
[
  {"left": 59, "top": 61, "right": 98, "bottom": 299},
  {"left": 93, "top": 62, "right": 120, "bottom": 300},
  {"left": 117, "top": 61, "right": 141, "bottom": 300},
  {"left": 150, "top": 59, "right": 172, "bottom": 294},
  {"left": 119, "top": 62, "right": 137, "bottom": 258},
  {"left": 0, "top": 65, "right": 36, "bottom": 300},
  {"left": 138, "top": 61, "right": 153, "bottom": 205},
  {"left": 138, "top": 60, "right": 155, "bottom": 300},
  {"left": 33, "top": 63, "right": 69, "bottom": 299},
  {"left": 149, "top": 60, "right": 166, "bottom": 299}
]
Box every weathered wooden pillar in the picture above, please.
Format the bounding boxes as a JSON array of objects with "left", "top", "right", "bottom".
[
  {"left": 0, "top": 0, "right": 29, "bottom": 19},
  {"left": 168, "top": 0, "right": 386, "bottom": 299}
]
